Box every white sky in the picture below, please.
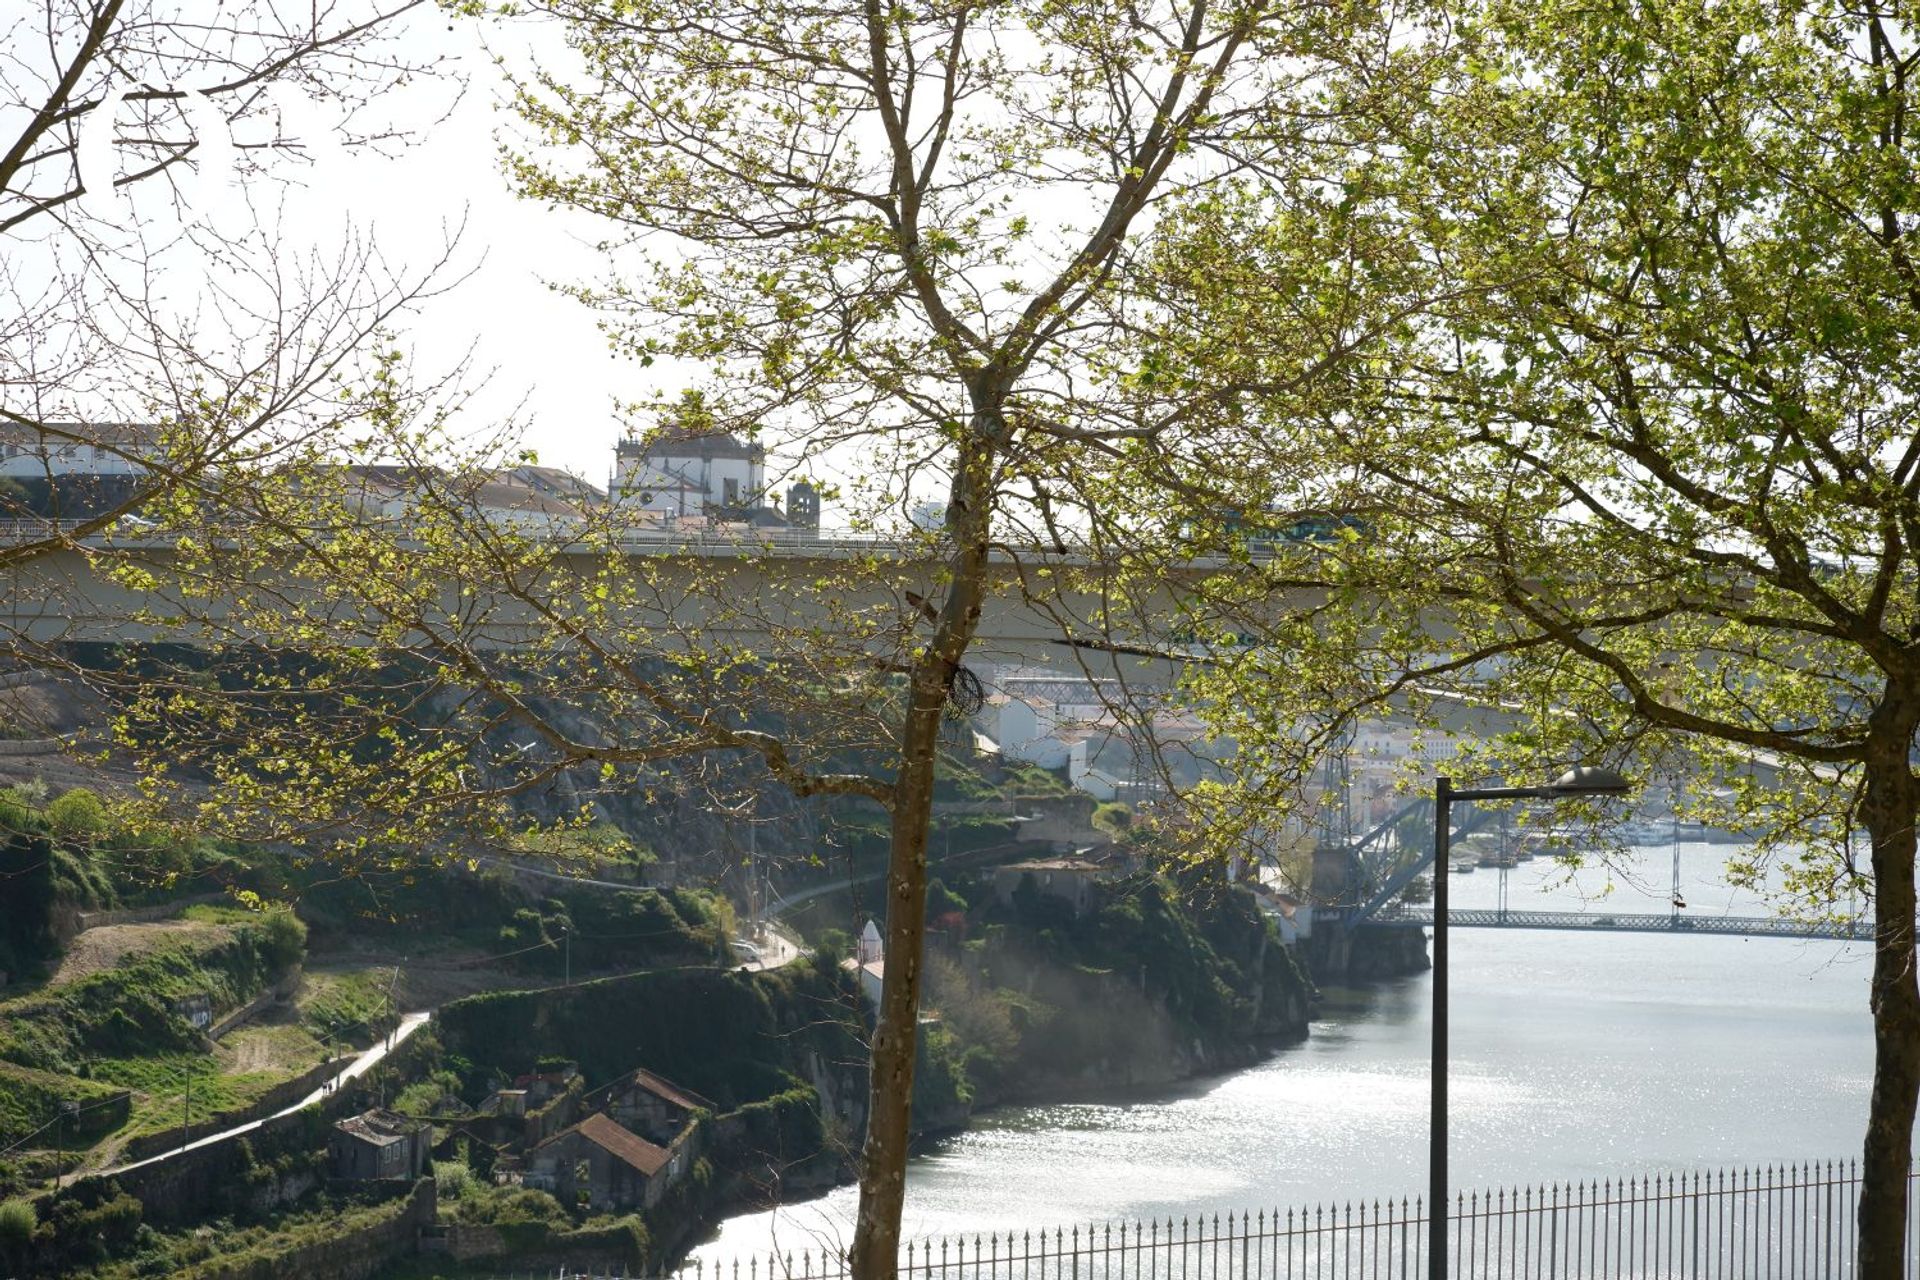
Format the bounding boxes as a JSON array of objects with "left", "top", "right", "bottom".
[
  {"left": 163, "top": 10, "right": 654, "bottom": 486},
  {"left": 347, "top": 16, "right": 640, "bottom": 484}
]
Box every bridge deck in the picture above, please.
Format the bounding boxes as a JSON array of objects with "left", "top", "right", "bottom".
[{"left": 1372, "top": 906, "right": 1871, "bottom": 941}]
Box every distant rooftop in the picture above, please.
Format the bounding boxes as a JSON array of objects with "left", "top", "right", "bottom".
[
  {"left": 334, "top": 1108, "right": 418, "bottom": 1146},
  {"left": 0, "top": 421, "right": 166, "bottom": 449},
  {"left": 617, "top": 420, "right": 763, "bottom": 462}
]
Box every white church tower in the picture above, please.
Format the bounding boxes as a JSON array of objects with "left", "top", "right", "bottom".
[{"left": 611, "top": 411, "right": 766, "bottom": 518}]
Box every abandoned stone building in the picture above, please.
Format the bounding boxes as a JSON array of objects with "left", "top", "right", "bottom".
[
  {"left": 328, "top": 1108, "right": 430, "bottom": 1181},
  {"left": 522, "top": 1112, "right": 690, "bottom": 1212},
  {"left": 579, "top": 1068, "right": 714, "bottom": 1145}
]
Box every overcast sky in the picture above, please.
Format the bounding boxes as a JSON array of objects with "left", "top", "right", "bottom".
[{"left": 243, "top": 10, "right": 653, "bottom": 486}]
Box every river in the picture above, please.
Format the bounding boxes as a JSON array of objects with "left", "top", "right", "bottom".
[{"left": 691, "top": 840, "right": 1877, "bottom": 1263}]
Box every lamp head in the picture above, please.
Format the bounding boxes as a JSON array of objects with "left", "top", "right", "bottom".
[{"left": 1547, "top": 765, "right": 1633, "bottom": 797}]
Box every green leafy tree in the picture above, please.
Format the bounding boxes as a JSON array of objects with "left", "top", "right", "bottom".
[
  {"left": 1158, "top": 0, "right": 1920, "bottom": 1269},
  {"left": 106, "top": 0, "right": 1403, "bottom": 1269}
]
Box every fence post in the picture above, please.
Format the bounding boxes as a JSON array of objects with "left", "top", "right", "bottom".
[{"left": 1548, "top": 1182, "right": 1559, "bottom": 1280}]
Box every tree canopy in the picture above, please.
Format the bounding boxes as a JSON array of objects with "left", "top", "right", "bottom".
[{"left": 1159, "top": 0, "right": 1920, "bottom": 1268}]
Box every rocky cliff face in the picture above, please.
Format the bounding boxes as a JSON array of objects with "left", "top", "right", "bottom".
[
  {"left": 920, "top": 873, "right": 1316, "bottom": 1109},
  {"left": 1304, "top": 921, "right": 1431, "bottom": 983}
]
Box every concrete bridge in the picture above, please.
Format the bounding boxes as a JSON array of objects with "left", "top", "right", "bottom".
[{"left": 0, "top": 520, "right": 1242, "bottom": 681}]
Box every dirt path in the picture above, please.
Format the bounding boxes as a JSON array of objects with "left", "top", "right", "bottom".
[{"left": 52, "top": 919, "right": 232, "bottom": 987}]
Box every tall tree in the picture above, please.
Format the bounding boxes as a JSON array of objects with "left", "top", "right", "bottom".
[
  {"left": 1159, "top": 0, "right": 1920, "bottom": 1270},
  {"left": 111, "top": 0, "right": 1400, "bottom": 1269}
]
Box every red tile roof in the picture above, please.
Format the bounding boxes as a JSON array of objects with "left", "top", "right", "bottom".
[
  {"left": 573, "top": 1113, "right": 671, "bottom": 1176},
  {"left": 630, "top": 1068, "right": 715, "bottom": 1114}
]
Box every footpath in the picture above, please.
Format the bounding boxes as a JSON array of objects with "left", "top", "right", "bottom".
[{"left": 98, "top": 1011, "right": 433, "bottom": 1177}]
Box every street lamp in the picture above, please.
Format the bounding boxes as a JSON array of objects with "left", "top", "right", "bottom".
[{"left": 1428, "top": 765, "right": 1631, "bottom": 1279}]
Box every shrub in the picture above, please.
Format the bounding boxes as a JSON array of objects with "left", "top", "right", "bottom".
[
  {"left": 814, "top": 928, "right": 852, "bottom": 967},
  {"left": 396, "top": 1070, "right": 464, "bottom": 1119},
  {"left": 47, "top": 788, "right": 109, "bottom": 844},
  {"left": 0, "top": 1197, "right": 35, "bottom": 1248},
  {"left": 0, "top": 793, "right": 42, "bottom": 838},
  {"left": 2, "top": 781, "right": 48, "bottom": 807},
  {"left": 926, "top": 878, "right": 969, "bottom": 918},
  {"left": 433, "top": 1159, "right": 473, "bottom": 1199},
  {"left": 454, "top": 1185, "right": 570, "bottom": 1229},
  {"left": 254, "top": 909, "right": 307, "bottom": 971},
  {"left": 47, "top": 1187, "right": 142, "bottom": 1263}
]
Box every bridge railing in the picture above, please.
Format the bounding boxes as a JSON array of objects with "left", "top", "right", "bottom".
[
  {"left": 0, "top": 514, "right": 1300, "bottom": 568},
  {"left": 562, "top": 1161, "right": 1906, "bottom": 1280},
  {"left": 1375, "top": 904, "right": 1875, "bottom": 941}
]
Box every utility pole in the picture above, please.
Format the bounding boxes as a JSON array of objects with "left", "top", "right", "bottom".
[
  {"left": 563, "top": 925, "right": 571, "bottom": 986},
  {"left": 181, "top": 1077, "right": 191, "bottom": 1152},
  {"left": 56, "top": 1100, "right": 76, "bottom": 1189},
  {"left": 1670, "top": 778, "right": 1683, "bottom": 924},
  {"left": 383, "top": 964, "right": 401, "bottom": 1046}
]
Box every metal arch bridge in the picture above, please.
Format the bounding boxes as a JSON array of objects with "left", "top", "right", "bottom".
[{"left": 1370, "top": 904, "right": 1873, "bottom": 941}]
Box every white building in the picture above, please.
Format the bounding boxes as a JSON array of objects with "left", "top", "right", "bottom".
[
  {"left": 611, "top": 422, "right": 766, "bottom": 518},
  {"left": 842, "top": 920, "right": 885, "bottom": 1006},
  {"left": 977, "top": 667, "right": 1225, "bottom": 803},
  {"left": 1347, "top": 721, "right": 1463, "bottom": 824},
  {"left": 326, "top": 465, "right": 604, "bottom": 535},
  {"left": 985, "top": 692, "right": 1069, "bottom": 768},
  {"left": 0, "top": 422, "right": 164, "bottom": 478}
]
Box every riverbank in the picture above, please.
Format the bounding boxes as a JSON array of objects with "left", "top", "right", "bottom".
[{"left": 688, "top": 842, "right": 1878, "bottom": 1265}]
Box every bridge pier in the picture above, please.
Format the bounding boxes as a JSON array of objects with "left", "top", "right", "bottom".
[
  {"left": 1305, "top": 920, "right": 1431, "bottom": 983},
  {"left": 1302, "top": 842, "right": 1433, "bottom": 983}
]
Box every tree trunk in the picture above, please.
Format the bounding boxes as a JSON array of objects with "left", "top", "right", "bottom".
[
  {"left": 848, "top": 421, "right": 1000, "bottom": 1280},
  {"left": 1858, "top": 698, "right": 1920, "bottom": 1279}
]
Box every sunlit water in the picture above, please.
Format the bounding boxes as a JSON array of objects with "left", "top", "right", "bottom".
[{"left": 692, "top": 843, "right": 1876, "bottom": 1263}]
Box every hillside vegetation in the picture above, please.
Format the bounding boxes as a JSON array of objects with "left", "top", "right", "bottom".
[{"left": 888, "top": 869, "right": 1311, "bottom": 1106}]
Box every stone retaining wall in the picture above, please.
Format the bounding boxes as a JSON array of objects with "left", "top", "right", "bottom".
[
  {"left": 208, "top": 966, "right": 302, "bottom": 1038},
  {"left": 118, "top": 1052, "right": 343, "bottom": 1163},
  {"left": 419, "top": 1218, "right": 643, "bottom": 1271},
  {"left": 59, "top": 1027, "right": 435, "bottom": 1227},
  {"left": 181, "top": 1178, "right": 436, "bottom": 1280},
  {"left": 73, "top": 892, "right": 229, "bottom": 932}
]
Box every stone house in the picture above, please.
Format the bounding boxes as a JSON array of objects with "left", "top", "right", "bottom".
[
  {"left": 990, "top": 858, "right": 1109, "bottom": 916},
  {"left": 477, "top": 1070, "right": 583, "bottom": 1150},
  {"left": 329, "top": 1108, "right": 430, "bottom": 1181},
  {"left": 523, "top": 1112, "right": 689, "bottom": 1212},
  {"left": 512, "top": 1062, "right": 580, "bottom": 1106},
  {"left": 579, "top": 1068, "right": 715, "bottom": 1146}
]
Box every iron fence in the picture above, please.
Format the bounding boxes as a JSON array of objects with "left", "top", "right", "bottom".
[{"left": 492, "top": 1160, "right": 1920, "bottom": 1280}]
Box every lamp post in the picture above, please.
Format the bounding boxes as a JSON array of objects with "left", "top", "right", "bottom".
[{"left": 1429, "top": 765, "right": 1631, "bottom": 1279}]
